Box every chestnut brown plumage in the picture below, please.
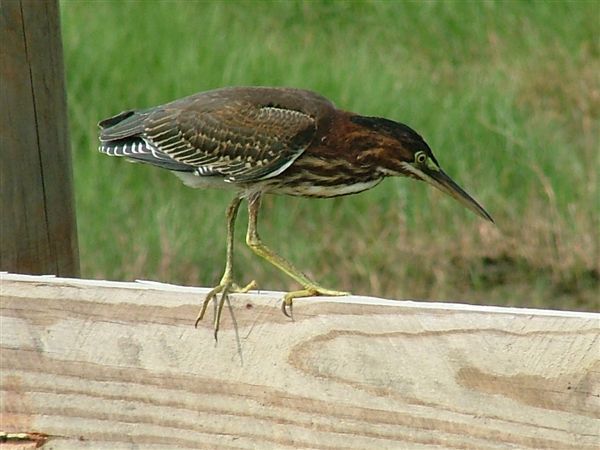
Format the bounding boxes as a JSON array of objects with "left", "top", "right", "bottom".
[{"left": 99, "top": 86, "right": 492, "bottom": 335}]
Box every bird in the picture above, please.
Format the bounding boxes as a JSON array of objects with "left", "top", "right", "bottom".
[{"left": 98, "top": 86, "right": 493, "bottom": 335}]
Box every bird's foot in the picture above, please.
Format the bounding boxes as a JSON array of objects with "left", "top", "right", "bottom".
[
  {"left": 281, "top": 286, "right": 349, "bottom": 318},
  {"left": 195, "top": 278, "right": 257, "bottom": 337}
]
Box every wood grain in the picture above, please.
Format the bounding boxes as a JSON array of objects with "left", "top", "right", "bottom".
[
  {"left": 1, "top": 273, "right": 598, "bottom": 449},
  {"left": 0, "top": 0, "right": 79, "bottom": 276}
]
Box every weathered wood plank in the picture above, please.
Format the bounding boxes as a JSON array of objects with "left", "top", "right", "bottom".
[
  {"left": 0, "top": 0, "right": 79, "bottom": 276},
  {"left": 1, "top": 273, "right": 599, "bottom": 449}
]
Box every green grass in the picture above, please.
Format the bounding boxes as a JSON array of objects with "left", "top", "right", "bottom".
[{"left": 61, "top": 0, "right": 598, "bottom": 311}]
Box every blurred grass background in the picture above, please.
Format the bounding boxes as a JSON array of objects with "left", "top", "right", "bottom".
[{"left": 61, "top": 0, "right": 598, "bottom": 311}]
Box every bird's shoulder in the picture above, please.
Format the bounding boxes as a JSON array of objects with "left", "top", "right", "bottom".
[{"left": 169, "top": 86, "right": 336, "bottom": 120}]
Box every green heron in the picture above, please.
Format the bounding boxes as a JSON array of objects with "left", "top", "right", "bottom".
[{"left": 99, "top": 86, "right": 492, "bottom": 334}]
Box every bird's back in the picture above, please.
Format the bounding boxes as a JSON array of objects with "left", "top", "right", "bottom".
[
  {"left": 165, "top": 87, "right": 335, "bottom": 119},
  {"left": 99, "top": 86, "right": 336, "bottom": 184}
]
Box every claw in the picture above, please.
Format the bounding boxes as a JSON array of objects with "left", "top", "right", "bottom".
[
  {"left": 194, "top": 279, "right": 256, "bottom": 336},
  {"left": 280, "top": 287, "right": 349, "bottom": 320},
  {"left": 281, "top": 295, "right": 293, "bottom": 319},
  {"left": 195, "top": 287, "right": 219, "bottom": 328}
]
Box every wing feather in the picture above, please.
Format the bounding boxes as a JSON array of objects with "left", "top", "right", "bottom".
[
  {"left": 99, "top": 87, "right": 334, "bottom": 183},
  {"left": 142, "top": 103, "right": 316, "bottom": 182}
]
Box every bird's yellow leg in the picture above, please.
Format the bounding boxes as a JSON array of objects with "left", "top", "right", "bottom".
[
  {"left": 245, "top": 193, "right": 349, "bottom": 317},
  {"left": 195, "top": 195, "right": 256, "bottom": 336}
]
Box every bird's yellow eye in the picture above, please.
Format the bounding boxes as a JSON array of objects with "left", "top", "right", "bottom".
[{"left": 415, "top": 152, "right": 427, "bottom": 164}]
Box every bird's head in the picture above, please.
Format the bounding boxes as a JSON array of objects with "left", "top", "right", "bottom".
[{"left": 350, "top": 115, "right": 493, "bottom": 222}]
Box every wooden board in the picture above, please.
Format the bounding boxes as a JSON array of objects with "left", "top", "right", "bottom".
[
  {"left": 1, "top": 273, "right": 599, "bottom": 449},
  {"left": 0, "top": 0, "right": 79, "bottom": 277}
]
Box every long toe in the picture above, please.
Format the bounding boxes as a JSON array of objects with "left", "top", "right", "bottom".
[
  {"left": 195, "top": 285, "right": 224, "bottom": 328},
  {"left": 310, "top": 287, "right": 350, "bottom": 297},
  {"left": 195, "top": 278, "right": 256, "bottom": 335},
  {"left": 281, "top": 286, "right": 351, "bottom": 319},
  {"left": 231, "top": 280, "right": 257, "bottom": 293}
]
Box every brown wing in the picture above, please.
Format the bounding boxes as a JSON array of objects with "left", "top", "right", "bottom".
[
  {"left": 143, "top": 103, "right": 315, "bottom": 182},
  {"left": 99, "top": 87, "right": 334, "bottom": 182}
]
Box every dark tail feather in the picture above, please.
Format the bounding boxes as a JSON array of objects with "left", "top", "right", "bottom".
[
  {"left": 99, "top": 108, "right": 194, "bottom": 172},
  {"left": 98, "top": 110, "right": 136, "bottom": 129},
  {"left": 99, "top": 109, "right": 149, "bottom": 141}
]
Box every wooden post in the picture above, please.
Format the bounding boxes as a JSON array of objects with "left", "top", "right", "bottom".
[
  {"left": 0, "top": 0, "right": 79, "bottom": 276},
  {"left": 1, "top": 273, "right": 598, "bottom": 449}
]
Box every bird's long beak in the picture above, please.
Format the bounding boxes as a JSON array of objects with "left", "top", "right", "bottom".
[{"left": 423, "top": 168, "right": 494, "bottom": 222}]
